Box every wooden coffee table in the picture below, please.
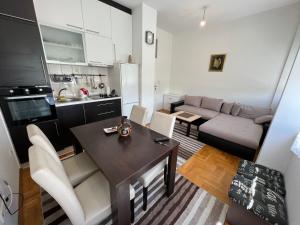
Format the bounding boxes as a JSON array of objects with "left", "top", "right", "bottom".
[{"left": 172, "top": 111, "right": 202, "bottom": 136}]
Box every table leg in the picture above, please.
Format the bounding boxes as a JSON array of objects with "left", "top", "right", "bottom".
[
  {"left": 110, "top": 182, "right": 131, "bottom": 225},
  {"left": 72, "top": 135, "right": 83, "bottom": 154},
  {"left": 186, "top": 123, "right": 191, "bottom": 136},
  {"left": 166, "top": 146, "right": 178, "bottom": 197}
]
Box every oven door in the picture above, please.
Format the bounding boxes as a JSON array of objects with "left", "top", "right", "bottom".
[{"left": 2, "top": 94, "right": 57, "bottom": 126}]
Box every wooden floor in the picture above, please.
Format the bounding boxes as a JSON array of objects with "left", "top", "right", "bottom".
[
  {"left": 19, "top": 145, "right": 239, "bottom": 225},
  {"left": 177, "top": 145, "right": 240, "bottom": 204}
]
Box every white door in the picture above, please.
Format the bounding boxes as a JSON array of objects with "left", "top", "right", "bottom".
[
  {"left": 34, "top": 0, "right": 84, "bottom": 31},
  {"left": 154, "top": 80, "right": 163, "bottom": 110},
  {"left": 121, "top": 64, "right": 139, "bottom": 104},
  {"left": 85, "top": 33, "right": 114, "bottom": 66},
  {"left": 111, "top": 7, "right": 132, "bottom": 62},
  {"left": 82, "top": 0, "right": 112, "bottom": 38}
]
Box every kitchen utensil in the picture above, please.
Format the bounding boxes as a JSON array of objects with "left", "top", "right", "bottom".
[{"left": 98, "top": 74, "right": 105, "bottom": 89}]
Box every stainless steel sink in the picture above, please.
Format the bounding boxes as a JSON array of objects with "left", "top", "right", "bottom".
[{"left": 56, "top": 97, "right": 83, "bottom": 103}]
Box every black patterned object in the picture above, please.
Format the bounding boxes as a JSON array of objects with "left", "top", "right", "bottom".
[
  {"left": 237, "top": 160, "right": 286, "bottom": 196},
  {"left": 229, "top": 162, "right": 288, "bottom": 225}
]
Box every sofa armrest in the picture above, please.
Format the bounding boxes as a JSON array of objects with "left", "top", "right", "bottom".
[{"left": 170, "top": 100, "right": 184, "bottom": 113}]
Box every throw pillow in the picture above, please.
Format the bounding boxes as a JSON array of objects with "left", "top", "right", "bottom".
[
  {"left": 221, "top": 102, "right": 234, "bottom": 114},
  {"left": 184, "top": 95, "right": 202, "bottom": 107},
  {"left": 254, "top": 115, "right": 273, "bottom": 124},
  {"left": 201, "top": 97, "right": 223, "bottom": 112},
  {"left": 238, "top": 105, "right": 272, "bottom": 119},
  {"left": 231, "top": 103, "right": 241, "bottom": 116}
]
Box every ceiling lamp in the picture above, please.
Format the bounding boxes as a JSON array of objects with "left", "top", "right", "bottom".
[{"left": 200, "top": 6, "right": 207, "bottom": 27}]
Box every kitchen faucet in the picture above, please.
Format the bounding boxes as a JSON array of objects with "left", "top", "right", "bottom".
[{"left": 58, "top": 88, "right": 67, "bottom": 98}]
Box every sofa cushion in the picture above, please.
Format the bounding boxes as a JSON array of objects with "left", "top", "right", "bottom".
[
  {"left": 238, "top": 105, "right": 272, "bottom": 119},
  {"left": 199, "top": 114, "right": 263, "bottom": 149},
  {"left": 237, "top": 160, "right": 285, "bottom": 196},
  {"left": 254, "top": 115, "right": 273, "bottom": 124},
  {"left": 221, "top": 102, "right": 234, "bottom": 114},
  {"left": 184, "top": 95, "right": 202, "bottom": 107},
  {"left": 231, "top": 103, "right": 241, "bottom": 116},
  {"left": 201, "top": 97, "right": 223, "bottom": 112},
  {"left": 229, "top": 175, "right": 288, "bottom": 225},
  {"left": 175, "top": 105, "right": 219, "bottom": 120}
]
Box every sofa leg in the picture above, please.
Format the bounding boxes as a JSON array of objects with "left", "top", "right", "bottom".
[
  {"left": 130, "top": 198, "right": 135, "bottom": 223},
  {"left": 143, "top": 187, "right": 148, "bottom": 211},
  {"left": 164, "top": 165, "right": 168, "bottom": 186}
]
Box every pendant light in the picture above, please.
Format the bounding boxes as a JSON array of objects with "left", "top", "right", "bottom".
[{"left": 200, "top": 6, "right": 207, "bottom": 27}]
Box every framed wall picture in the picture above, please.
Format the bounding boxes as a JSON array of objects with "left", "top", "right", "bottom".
[
  {"left": 145, "top": 31, "right": 154, "bottom": 45},
  {"left": 209, "top": 54, "right": 226, "bottom": 72}
]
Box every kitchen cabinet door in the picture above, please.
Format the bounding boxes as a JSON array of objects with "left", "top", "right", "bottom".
[
  {"left": 85, "top": 33, "right": 114, "bottom": 66},
  {"left": 0, "top": 0, "right": 36, "bottom": 21},
  {"left": 0, "top": 15, "right": 49, "bottom": 86},
  {"left": 111, "top": 7, "right": 132, "bottom": 63},
  {"left": 33, "top": 0, "right": 83, "bottom": 31},
  {"left": 37, "top": 119, "right": 64, "bottom": 151},
  {"left": 84, "top": 99, "right": 122, "bottom": 123},
  {"left": 56, "top": 104, "right": 85, "bottom": 148},
  {"left": 82, "top": 0, "right": 111, "bottom": 38}
]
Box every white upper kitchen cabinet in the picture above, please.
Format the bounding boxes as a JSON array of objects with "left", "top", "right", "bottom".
[
  {"left": 85, "top": 33, "right": 114, "bottom": 66},
  {"left": 111, "top": 7, "right": 132, "bottom": 63},
  {"left": 82, "top": 0, "right": 112, "bottom": 38},
  {"left": 33, "top": 0, "right": 84, "bottom": 31}
]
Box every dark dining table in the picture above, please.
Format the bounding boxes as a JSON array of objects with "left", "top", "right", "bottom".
[{"left": 71, "top": 117, "right": 180, "bottom": 225}]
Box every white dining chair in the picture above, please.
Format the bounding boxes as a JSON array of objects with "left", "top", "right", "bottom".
[
  {"left": 138, "top": 112, "right": 176, "bottom": 210},
  {"left": 29, "top": 145, "right": 136, "bottom": 225},
  {"left": 129, "top": 105, "right": 148, "bottom": 126},
  {"left": 26, "top": 124, "right": 98, "bottom": 186}
]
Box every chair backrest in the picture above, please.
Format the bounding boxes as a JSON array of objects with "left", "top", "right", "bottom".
[
  {"left": 29, "top": 145, "right": 85, "bottom": 225},
  {"left": 150, "top": 112, "right": 176, "bottom": 138},
  {"left": 26, "top": 124, "right": 60, "bottom": 163},
  {"left": 129, "top": 105, "right": 148, "bottom": 126}
]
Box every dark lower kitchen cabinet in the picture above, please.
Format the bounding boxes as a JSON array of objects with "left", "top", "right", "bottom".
[
  {"left": 0, "top": 14, "right": 49, "bottom": 86},
  {"left": 0, "top": 0, "right": 37, "bottom": 21},
  {"left": 84, "top": 99, "right": 122, "bottom": 123},
  {"left": 56, "top": 104, "right": 86, "bottom": 148},
  {"left": 56, "top": 99, "right": 122, "bottom": 148},
  {"left": 9, "top": 119, "right": 62, "bottom": 163}
]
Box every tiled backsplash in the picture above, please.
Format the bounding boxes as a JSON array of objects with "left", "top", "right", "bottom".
[{"left": 47, "top": 64, "right": 111, "bottom": 98}]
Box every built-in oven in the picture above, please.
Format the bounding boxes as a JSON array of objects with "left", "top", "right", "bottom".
[
  {"left": 0, "top": 86, "right": 56, "bottom": 127},
  {"left": 0, "top": 86, "right": 58, "bottom": 163}
]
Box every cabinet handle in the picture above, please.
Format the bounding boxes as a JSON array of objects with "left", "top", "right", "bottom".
[
  {"left": 0, "top": 12, "right": 35, "bottom": 23},
  {"left": 97, "top": 111, "right": 114, "bottom": 116},
  {"left": 97, "top": 102, "right": 113, "bottom": 107},
  {"left": 83, "top": 106, "right": 87, "bottom": 124},
  {"left": 89, "top": 60, "right": 104, "bottom": 64},
  {"left": 54, "top": 122, "right": 60, "bottom": 137},
  {"left": 66, "top": 24, "right": 83, "bottom": 31},
  {"left": 40, "top": 56, "right": 48, "bottom": 84},
  {"left": 86, "top": 29, "right": 100, "bottom": 35}
]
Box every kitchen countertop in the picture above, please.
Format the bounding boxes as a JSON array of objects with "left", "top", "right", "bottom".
[{"left": 55, "top": 96, "right": 122, "bottom": 107}]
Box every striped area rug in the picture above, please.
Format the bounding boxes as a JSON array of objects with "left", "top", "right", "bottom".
[
  {"left": 172, "top": 122, "right": 204, "bottom": 160},
  {"left": 41, "top": 124, "right": 228, "bottom": 225}
]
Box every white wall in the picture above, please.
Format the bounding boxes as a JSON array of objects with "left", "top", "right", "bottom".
[
  {"left": 0, "top": 110, "right": 20, "bottom": 225},
  {"left": 169, "top": 3, "right": 300, "bottom": 107},
  {"left": 257, "top": 46, "right": 300, "bottom": 172},
  {"left": 132, "top": 4, "right": 157, "bottom": 121},
  {"left": 256, "top": 45, "right": 300, "bottom": 225},
  {"left": 154, "top": 28, "right": 173, "bottom": 110}
]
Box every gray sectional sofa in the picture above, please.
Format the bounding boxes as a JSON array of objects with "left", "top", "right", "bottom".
[{"left": 170, "top": 96, "right": 273, "bottom": 160}]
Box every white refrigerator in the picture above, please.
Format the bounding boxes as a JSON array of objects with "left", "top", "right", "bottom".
[{"left": 110, "top": 63, "right": 139, "bottom": 117}]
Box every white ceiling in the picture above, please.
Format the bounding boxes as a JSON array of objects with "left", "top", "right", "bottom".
[{"left": 113, "top": 0, "right": 300, "bottom": 33}]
